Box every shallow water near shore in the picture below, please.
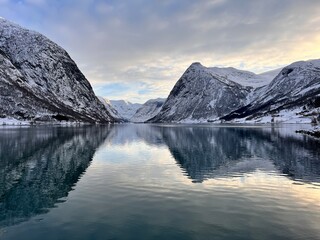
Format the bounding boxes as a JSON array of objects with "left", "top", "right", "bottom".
[{"left": 0, "top": 124, "right": 320, "bottom": 240}]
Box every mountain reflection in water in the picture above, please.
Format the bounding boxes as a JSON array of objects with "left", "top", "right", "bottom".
[
  {"left": 0, "top": 124, "right": 319, "bottom": 233},
  {"left": 106, "top": 124, "right": 320, "bottom": 183},
  {"left": 0, "top": 126, "right": 112, "bottom": 227}
]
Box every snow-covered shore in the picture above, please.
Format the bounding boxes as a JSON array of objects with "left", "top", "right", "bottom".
[
  {"left": 0, "top": 117, "right": 89, "bottom": 126},
  {"left": 0, "top": 118, "right": 30, "bottom": 126}
]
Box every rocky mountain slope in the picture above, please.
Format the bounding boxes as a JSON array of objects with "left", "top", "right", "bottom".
[
  {"left": 0, "top": 18, "right": 115, "bottom": 123},
  {"left": 149, "top": 62, "right": 264, "bottom": 123},
  {"left": 131, "top": 98, "right": 166, "bottom": 122}
]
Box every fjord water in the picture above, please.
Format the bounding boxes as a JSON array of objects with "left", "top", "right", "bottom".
[{"left": 0, "top": 125, "right": 320, "bottom": 240}]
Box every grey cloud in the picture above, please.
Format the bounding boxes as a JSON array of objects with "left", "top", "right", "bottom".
[{"left": 0, "top": 0, "right": 320, "bottom": 101}]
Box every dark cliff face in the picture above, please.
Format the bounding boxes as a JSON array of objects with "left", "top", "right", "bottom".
[
  {"left": 149, "top": 63, "right": 251, "bottom": 123},
  {"left": 0, "top": 18, "right": 115, "bottom": 123}
]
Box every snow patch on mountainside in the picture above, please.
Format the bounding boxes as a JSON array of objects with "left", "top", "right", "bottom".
[{"left": 206, "top": 67, "right": 276, "bottom": 88}]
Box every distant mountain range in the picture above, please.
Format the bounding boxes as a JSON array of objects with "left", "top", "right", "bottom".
[
  {"left": 98, "top": 97, "right": 166, "bottom": 123},
  {"left": 0, "top": 18, "right": 319, "bottom": 125}
]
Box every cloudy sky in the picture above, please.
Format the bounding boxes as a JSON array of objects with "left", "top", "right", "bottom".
[{"left": 1, "top": 0, "right": 320, "bottom": 103}]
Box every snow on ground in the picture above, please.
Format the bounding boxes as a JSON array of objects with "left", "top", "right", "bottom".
[
  {"left": 0, "top": 117, "right": 89, "bottom": 126},
  {"left": 0, "top": 118, "right": 30, "bottom": 126},
  {"left": 175, "top": 107, "right": 319, "bottom": 125},
  {"left": 179, "top": 118, "right": 207, "bottom": 124},
  {"left": 230, "top": 107, "right": 317, "bottom": 124}
]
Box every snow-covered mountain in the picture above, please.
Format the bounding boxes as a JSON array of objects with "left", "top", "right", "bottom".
[
  {"left": 108, "top": 100, "right": 142, "bottom": 120},
  {"left": 149, "top": 62, "right": 263, "bottom": 123},
  {"left": 131, "top": 98, "right": 166, "bottom": 122},
  {"left": 149, "top": 60, "right": 320, "bottom": 123},
  {"left": 98, "top": 97, "right": 165, "bottom": 122},
  {"left": 0, "top": 18, "right": 115, "bottom": 123},
  {"left": 222, "top": 59, "right": 320, "bottom": 123}
]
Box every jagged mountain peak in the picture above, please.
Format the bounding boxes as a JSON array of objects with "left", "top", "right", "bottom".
[
  {"left": 189, "top": 62, "right": 204, "bottom": 67},
  {"left": 149, "top": 63, "right": 253, "bottom": 123}
]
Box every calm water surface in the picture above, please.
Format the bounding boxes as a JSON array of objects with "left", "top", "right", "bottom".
[{"left": 0, "top": 124, "right": 320, "bottom": 240}]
